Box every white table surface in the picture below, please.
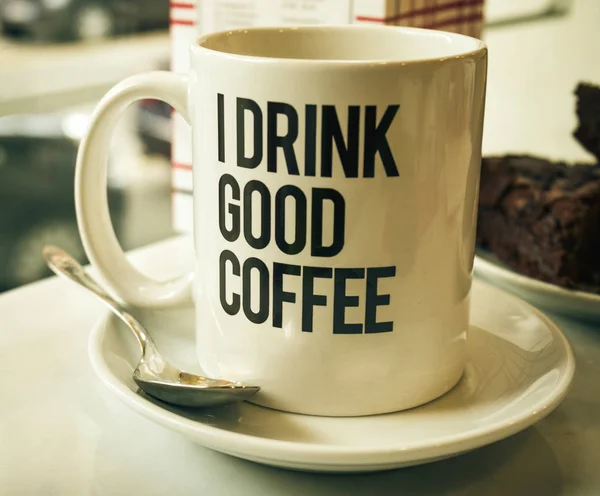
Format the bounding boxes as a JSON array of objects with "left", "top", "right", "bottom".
[{"left": 1, "top": 236, "right": 599, "bottom": 496}]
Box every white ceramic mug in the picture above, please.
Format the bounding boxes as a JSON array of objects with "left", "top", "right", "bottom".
[{"left": 75, "top": 25, "right": 487, "bottom": 417}]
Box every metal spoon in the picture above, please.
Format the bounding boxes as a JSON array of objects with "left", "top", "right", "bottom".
[{"left": 43, "top": 245, "right": 260, "bottom": 408}]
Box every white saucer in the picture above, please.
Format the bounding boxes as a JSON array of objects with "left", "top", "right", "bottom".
[
  {"left": 474, "top": 249, "right": 600, "bottom": 322},
  {"left": 89, "top": 280, "right": 575, "bottom": 473}
]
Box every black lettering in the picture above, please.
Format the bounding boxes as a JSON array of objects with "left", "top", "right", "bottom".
[
  {"left": 242, "top": 257, "right": 269, "bottom": 324},
  {"left": 267, "top": 102, "right": 299, "bottom": 175},
  {"left": 333, "top": 268, "right": 365, "bottom": 334},
  {"left": 273, "top": 262, "right": 301, "bottom": 328},
  {"left": 364, "top": 105, "right": 400, "bottom": 178},
  {"left": 321, "top": 105, "right": 360, "bottom": 178},
  {"left": 236, "top": 97, "right": 263, "bottom": 169},
  {"left": 217, "top": 93, "right": 225, "bottom": 163},
  {"left": 301, "top": 266, "right": 332, "bottom": 332},
  {"left": 365, "top": 266, "right": 396, "bottom": 333},
  {"left": 304, "top": 104, "right": 317, "bottom": 177},
  {"left": 243, "top": 180, "right": 271, "bottom": 249},
  {"left": 275, "top": 186, "right": 307, "bottom": 255},
  {"left": 218, "top": 174, "right": 240, "bottom": 242},
  {"left": 219, "top": 250, "right": 240, "bottom": 315},
  {"left": 311, "top": 188, "right": 345, "bottom": 257}
]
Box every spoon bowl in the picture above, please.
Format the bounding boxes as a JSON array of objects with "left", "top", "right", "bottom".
[
  {"left": 132, "top": 345, "right": 260, "bottom": 407},
  {"left": 43, "top": 246, "right": 260, "bottom": 408}
]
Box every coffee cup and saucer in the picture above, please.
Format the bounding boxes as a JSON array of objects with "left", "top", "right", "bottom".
[{"left": 76, "top": 25, "right": 574, "bottom": 471}]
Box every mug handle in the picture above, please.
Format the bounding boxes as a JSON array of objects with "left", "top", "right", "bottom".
[{"left": 75, "top": 71, "right": 193, "bottom": 308}]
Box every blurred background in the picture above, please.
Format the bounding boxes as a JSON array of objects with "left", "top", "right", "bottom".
[{"left": 0, "top": 0, "right": 595, "bottom": 292}]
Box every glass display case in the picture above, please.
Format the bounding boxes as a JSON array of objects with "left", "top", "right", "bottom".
[{"left": 0, "top": 8, "right": 173, "bottom": 291}]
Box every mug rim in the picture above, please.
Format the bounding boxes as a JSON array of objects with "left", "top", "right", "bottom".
[{"left": 193, "top": 25, "right": 487, "bottom": 67}]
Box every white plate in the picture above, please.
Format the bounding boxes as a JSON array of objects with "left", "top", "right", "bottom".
[
  {"left": 474, "top": 249, "right": 600, "bottom": 322},
  {"left": 89, "top": 280, "right": 575, "bottom": 473}
]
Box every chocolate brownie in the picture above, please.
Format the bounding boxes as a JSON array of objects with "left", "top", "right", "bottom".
[
  {"left": 574, "top": 83, "right": 600, "bottom": 161},
  {"left": 477, "top": 155, "right": 600, "bottom": 293}
]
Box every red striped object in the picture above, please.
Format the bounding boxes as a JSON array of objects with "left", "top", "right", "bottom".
[{"left": 355, "top": 0, "right": 483, "bottom": 24}]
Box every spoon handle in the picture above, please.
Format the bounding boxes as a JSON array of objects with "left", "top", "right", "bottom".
[{"left": 43, "top": 246, "right": 151, "bottom": 353}]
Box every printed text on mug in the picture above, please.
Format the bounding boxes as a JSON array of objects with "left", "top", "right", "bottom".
[{"left": 215, "top": 94, "right": 400, "bottom": 334}]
